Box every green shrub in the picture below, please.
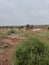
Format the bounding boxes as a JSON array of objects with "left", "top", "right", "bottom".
[
  {"left": 0, "top": 44, "right": 8, "bottom": 49},
  {"left": 48, "top": 27, "right": 49, "bottom": 30},
  {"left": 0, "top": 32, "right": 3, "bottom": 40},
  {"left": 7, "top": 29, "right": 16, "bottom": 35},
  {"left": 13, "top": 37, "right": 49, "bottom": 65},
  {"left": 0, "top": 32, "right": 2, "bottom": 35}
]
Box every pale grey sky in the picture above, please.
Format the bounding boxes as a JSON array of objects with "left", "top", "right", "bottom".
[{"left": 0, "top": 0, "right": 49, "bottom": 26}]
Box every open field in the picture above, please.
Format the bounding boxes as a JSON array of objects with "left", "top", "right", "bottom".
[{"left": 0, "top": 25, "right": 49, "bottom": 65}]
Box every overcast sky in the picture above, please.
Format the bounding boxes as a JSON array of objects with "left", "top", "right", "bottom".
[{"left": 0, "top": 0, "right": 49, "bottom": 26}]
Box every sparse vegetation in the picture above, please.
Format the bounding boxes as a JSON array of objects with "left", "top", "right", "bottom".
[
  {"left": 0, "top": 25, "right": 49, "bottom": 65},
  {"left": 0, "top": 32, "right": 2, "bottom": 35}
]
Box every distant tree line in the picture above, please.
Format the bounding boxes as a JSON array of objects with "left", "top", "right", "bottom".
[
  {"left": 0, "top": 24, "right": 49, "bottom": 30},
  {"left": 0, "top": 24, "right": 34, "bottom": 29}
]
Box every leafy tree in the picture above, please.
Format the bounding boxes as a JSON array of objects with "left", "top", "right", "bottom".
[
  {"left": 25, "top": 24, "right": 34, "bottom": 30},
  {"left": 26, "top": 24, "right": 30, "bottom": 29}
]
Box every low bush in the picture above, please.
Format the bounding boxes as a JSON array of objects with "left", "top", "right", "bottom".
[
  {"left": 48, "top": 27, "right": 49, "bottom": 30},
  {"left": 0, "top": 44, "right": 8, "bottom": 49},
  {"left": 0, "top": 32, "right": 3, "bottom": 40},
  {"left": 0, "top": 32, "right": 2, "bottom": 35},
  {"left": 7, "top": 29, "right": 16, "bottom": 35},
  {"left": 13, "top": 37, "right": 49, "bottom": 65}
]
